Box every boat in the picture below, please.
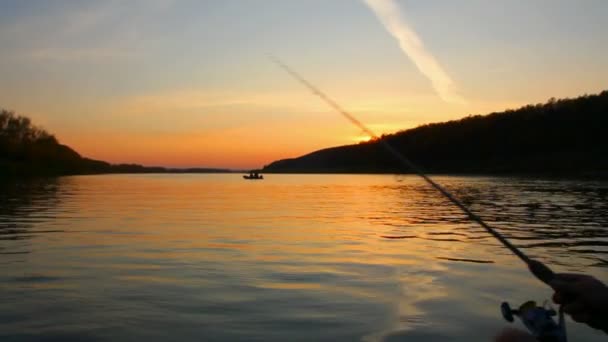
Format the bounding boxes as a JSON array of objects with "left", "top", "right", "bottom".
[
  {"left": 243, "top": 171, "right": 264, "bottom": 180},
  {"left": 243, "top": 174, "right": 264, "bottom": 180}
]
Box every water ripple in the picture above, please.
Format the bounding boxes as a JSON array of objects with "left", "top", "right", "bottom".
[{"left": 0, "top": 174, "right": 606, "bottom": 341}]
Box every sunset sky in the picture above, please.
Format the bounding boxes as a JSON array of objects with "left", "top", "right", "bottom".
[{"left": 1, "top": 0, "right": 607, "bottom": 169}]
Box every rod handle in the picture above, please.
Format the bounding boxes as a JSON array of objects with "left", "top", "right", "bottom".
[{"left": 528, "top": 259, "right": 556, "bottom": 285}]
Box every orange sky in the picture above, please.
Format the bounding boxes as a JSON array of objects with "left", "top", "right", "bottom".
[
  {"left": 1, "top": 1, "right": 607, "bottom": 168},
  {"left": 31, "top": 89, "right": 522, "bottom": 169}
]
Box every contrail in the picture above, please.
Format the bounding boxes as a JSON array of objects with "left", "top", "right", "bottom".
[{"left": 363, "top": 0, "right": 466, "bottom": 104}]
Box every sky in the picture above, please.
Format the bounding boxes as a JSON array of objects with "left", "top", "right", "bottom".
[{"left": 1, "top": 0, "right": 607, "bottom": 169}]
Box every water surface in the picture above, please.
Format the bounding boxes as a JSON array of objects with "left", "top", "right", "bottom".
[{"left": 1, "top": 174, "right": 607, "bottom": 341}]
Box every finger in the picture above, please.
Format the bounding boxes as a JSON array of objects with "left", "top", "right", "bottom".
[
  {"left": 550, "top": 279, "right": 581, "bottom": 294},
  {"left": 587, "top": 319, "right": 604, "bottom": 331},
  {"left": 553, "top": 273, "right": 590, "bottom": 281},
  {"left": 570, "top": 311, "right": 591, "bottom": 323},
  {"left": 553, "top": 292, "right": 564, "bottom": 304},
  {"left": 563, "top": 301, "right": 585, "bottom": 315}
]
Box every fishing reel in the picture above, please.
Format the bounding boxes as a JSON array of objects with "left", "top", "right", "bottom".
[{"left": 501, "top": 301, "right": 567, "bottom": 342}]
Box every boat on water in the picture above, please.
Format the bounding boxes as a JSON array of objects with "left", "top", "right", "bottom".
[
  {"left": 243, "top": 171, "right": 264, "bottom": 180},
  {"left": 243, "top": 175, "right": 264, "bottom": 180}
]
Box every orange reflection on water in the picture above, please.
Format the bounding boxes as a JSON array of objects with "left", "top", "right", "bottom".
[{"left": 8, "top": 174, "right": 605, "bottom": 341}]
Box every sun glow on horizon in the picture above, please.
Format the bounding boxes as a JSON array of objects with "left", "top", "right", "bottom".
[
  {"left": 352, "top": 135, "right": 374, "bottom": 143},
  {"left": 1, "top": 1, "right": 607, "bottom": 169}
]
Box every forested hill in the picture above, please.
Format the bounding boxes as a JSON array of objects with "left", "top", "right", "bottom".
[
  {"left": 0, "top": 110, "right": 229, "bottom": 177},
  {"left": 263, "top": 91, "right": 608, "bottom": 177}
]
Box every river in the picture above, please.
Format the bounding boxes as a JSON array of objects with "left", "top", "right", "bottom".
[{"left": 1, "top": 174, "right": 606, "bottom": 341}]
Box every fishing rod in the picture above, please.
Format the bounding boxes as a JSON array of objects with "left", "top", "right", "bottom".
[{"left": 268, "top": 55, "right": 556, "bottom": 286}]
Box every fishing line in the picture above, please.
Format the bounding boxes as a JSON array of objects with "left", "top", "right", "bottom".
[{"left": 269, "top": 55, "right": 556, "bottom": 286}]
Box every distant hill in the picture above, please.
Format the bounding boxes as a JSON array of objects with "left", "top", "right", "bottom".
[
  {"left": 263, "top": 91, "right": 608, "bottom": 177},
  {"left": 0, "top": 109, "right": 230, "bottom": 177}
]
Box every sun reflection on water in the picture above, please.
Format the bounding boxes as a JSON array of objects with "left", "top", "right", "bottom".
[{"left": 0, "top": 174, "right": 607, "bottom": 341}]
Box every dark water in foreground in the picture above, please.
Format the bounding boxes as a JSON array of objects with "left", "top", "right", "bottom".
[{"left": 1, "top": 174, "right": 607, "bottom": 341}]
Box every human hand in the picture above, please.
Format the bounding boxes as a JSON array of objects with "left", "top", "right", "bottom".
[{"left": 550, "top": 273, "right": 608, "bottom": 333}]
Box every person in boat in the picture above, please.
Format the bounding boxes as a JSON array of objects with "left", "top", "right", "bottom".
[{"left": 496, "top": 273, "right": 608, "bottom": 341}]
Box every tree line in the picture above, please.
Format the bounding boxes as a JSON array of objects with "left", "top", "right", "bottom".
[
  {"left": 0, "top": 110, "right": 229, "bottom": 177},
  {"left": 264, "top": 90, "right": 608, "bottom": 177}
]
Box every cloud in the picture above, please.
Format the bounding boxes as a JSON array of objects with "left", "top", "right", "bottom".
[{"left": 363, "top": 0, "right": 466, "bottom": 104}]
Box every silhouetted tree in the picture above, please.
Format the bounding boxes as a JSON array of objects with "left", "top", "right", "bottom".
[
  {"left": 264, "top": 90, "right": 608, "bottom": 177},
  {"left": 0, "top": 109, "right": 231, "bottom": 177},
  {"left": 0, "top": 109, "right": 108, "bottom": 177}
]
